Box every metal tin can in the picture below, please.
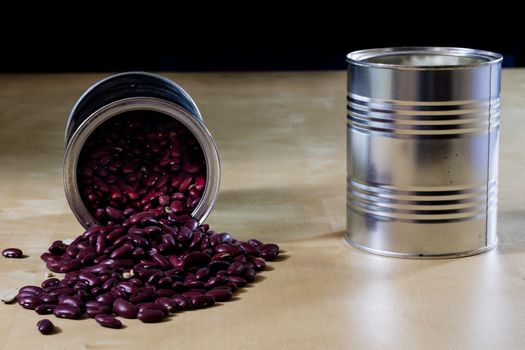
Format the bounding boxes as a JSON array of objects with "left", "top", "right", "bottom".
[
  {"left": 346, "top": 47, "right": 502, "bottom": 258},
  {"left": 64, "top": 72, "right": 220, "bottom": 228}
]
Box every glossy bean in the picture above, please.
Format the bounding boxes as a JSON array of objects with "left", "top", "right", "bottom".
[{"left": 95, "top": 314, "right": 123, "bottom": 329}]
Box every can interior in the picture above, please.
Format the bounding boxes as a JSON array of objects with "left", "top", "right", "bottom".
[
  {"left": 76, "top": 110, "right": 207, "bottom": 225},
  {"left": 363, "top": 53, "right": 486, "bottom": 67}
]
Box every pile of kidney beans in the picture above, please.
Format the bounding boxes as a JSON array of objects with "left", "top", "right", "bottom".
[{"left": 11, "top": 114, "right": 280, "bottom": 332}]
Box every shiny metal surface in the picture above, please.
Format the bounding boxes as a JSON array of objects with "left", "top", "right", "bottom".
[
  {"left": 346, "top": 47, "right": 502, "bottom": 258},
  {"left": 64, "top": 72, "right": 220, "bottom": 228}
]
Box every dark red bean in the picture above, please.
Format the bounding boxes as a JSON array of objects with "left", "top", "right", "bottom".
[
  {"left": 259, "top": 243, "right": 280, "bottom": 261},
  {"left": 138, "top": 302, "right": 169, "bottom": 317},
  {"left": 227, "top": 261, "right": 244, "bottom": 275},
  {"left": 18, "top": 295, "right": 42, "bottom": 309},
  {"left": 243, "top": 268, "right": 257, "bottom": 283},
  {"left": 59, "top": 295, "right": 83, "bottom": 309},
  {"left": 129, "top": 287, "right": 156, "bottom": 304},
  {"left": 137, "top": 309, "right": 165, "bottom": 323},
  {"left": 156, "top": 289, "right": 176, "bottom": 297},
  {"left": 39, "top": 293, "right": 58, "bottom": 304},
  {"left": 35, "top": 304, "right": 56, "bottom": 315},
  {"left": 20, "top": 285, "right": 44, "bottom": 294},
  {"left": 216, "top": 243, "right": 240, "bottom": 256},
  {"left": 191, "top": 294, "right": 215, "bottom": 309},
  {"left": 109, "top": 243, "right": 133, "bottom": 259},
  {"left": 2, "top": 248, "right": 23, "bottom": 258},
  {"left": 228, "top": 276, "right": 247, "bottom": 288},
  {"left": 184, "top": 251, "right": 210, "bottom": 268},
  {"left": 96, "top": 293, "right": 116, "bottom": 305},
  {"left": 79, "top": 271, "right": 101, "bottom": 287},
  {"left": 208, "top": 260, "right": 230, "bottom": 274},
  {"left": 53, "top": 304, "right": 81, "bottom": 319},
  {"left": 172, "top": 295, "right": 191, "bottom": 311},
  {"left": 106, "top": 207, "right": 124, "bottom": 220},
  {"left": 195, "top": 267, "right": 209, "bottom": 281},
  {"left": 95, "top": 314, "right": 123, "bottom": 329},
  {"left": 37, "top": 319, "right": 54, "bottom": 335},
  {"left": 252, "top": 258, "right": 267, "bottom": 271},
  {"left": 154, "top": 297, "right": 176, "bottom": 313},
  {"left": 206, "top": 289, "right": 233, "bottom": 302},
  {"left": 117, "top": 281, "right": 139, "bottom": 294},
  {"left": 86, "top": 305, "right": 112, "bottom": 318},
  {"left": 112, "top": 298, "right": 137, "bottom": 319},
  {"left": 152, "top": 253, "right": 171, "bottom": 270},
  {"left": 204, "top": 276, "right": 227, "bottom": 289},
  {"left": 239, "top": 242, "right": 259, "bottom": 257}
]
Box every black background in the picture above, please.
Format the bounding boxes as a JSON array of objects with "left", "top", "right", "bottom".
[{"left": 1, "top": 6, "right": 520, "bottom": 72}]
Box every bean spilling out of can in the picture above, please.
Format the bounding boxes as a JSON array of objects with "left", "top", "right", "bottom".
[{"left": 4, "top": 73, "right": 280, "bottom": 333}]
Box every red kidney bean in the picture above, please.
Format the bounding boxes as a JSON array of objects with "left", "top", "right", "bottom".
[
  {"left": 18, "top": 295, "right": 42, "bottom": 309},
  {"left": 54, "top": 305, "right": 81, "bottom": 319},
  {"left": 216, "top": 243, "right": 240, "bottom": 256},
  {"left": 152, "top": 253, "right": 171, "bottom": 270},
  {"left": 191, "top": 294, "right": 215, "bottom": 309},
  {"left": 212, "top": 252, "right": 232, "bottom": 262},
  {"left": 129, "top": 287, "right": 156, "bottom": 304},
  {"left": 79, "top": 272, "right": 101, "bottom": 287},
  {"left": 95, "top": 314, "right": 123, "bottom": 329},
  {"left": 117, "top": 281, "right": 139, "bottom": 294},
  {"left": 112, "top": 298, "right": 137, "bottom": 319},
  {"left": 252, "top": 258, "right": 267, "bottom": 271},
  {"left": 20, "top": 285, "right": 44, "bottom": 294},
  {"left": 157, "top": 276, "right": 173, "bottom": 289},
  {"left": 156, "top": 289, "right": 176, "bottom": 298},
  {"left": 96, "top": 293, "right": 116, "bottom": 305},
  {"left": 226, "top": 261, "right": 244, "bottom": 275},
  {"left": 35, "top": 304, "right": 56, "bottom": 315},
  {"left": 37, "top": 319, "right": 54, "bottom": 335},
  {"left": 184, "top": 251, "right": 210, "bottom": 268},
  {"left": 195, "top": 267, "right": 209, "bottom": 281},
  {"left": 228, "top": 276, "right": 247, "bottom": 288},
  {"left": 59, "top": 295, "right": 83, "bottom": 309},
  {"left": 206, "top": 289, "right": 233, "bottom": 302},
  {"left": 109, "top": 243, "right": 133, "bottom": 259},
  {"left": 208, "top": 261, "right": 230, "bottom": 274},
  {"left": 258, "top": 244, "right": 280, "bottom": 261},
  {"left": 39, "top": 293, "right": 58, "bottom": 304},
  {"left": 86, "top": 305, "right": 112, "bottom": 318},
  {"left": 171, "top": 294, "right": 191, "bottom": 311},
  {"left": 154, "top": 297, "right": 176, "bottom": 312},
  {"left": 239, "top": 242, "right": 259, "bottom": 257},
  {"left": 137, "top": 302, "right": 169, "bottom": 317},
  {"left": 204, "top": 276, "right": 227, "bottom": 289},
  {"left": 137, "top": 309, "right": 165, "bottom": 323},
  {"left": 242, "top": 268, "right": 257, "bottom": 283},
  {"left": 2, "top": 248, "right": 23, "bottom": 258}
]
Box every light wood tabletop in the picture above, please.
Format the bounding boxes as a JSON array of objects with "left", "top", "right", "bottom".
[{"left": 0, "top": 70, "right": 524, "bottom": 350}]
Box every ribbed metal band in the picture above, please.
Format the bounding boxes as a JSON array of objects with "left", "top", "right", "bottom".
[
  {"left": 347, "top": 178, "right": 497, "bottom": 223},
  {"left": 347, "top": 93, "right": 500, "bottom": 136}
]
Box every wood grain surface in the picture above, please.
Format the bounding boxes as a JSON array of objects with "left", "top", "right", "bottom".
[{"left": 0, "top": 71, "right": 524, "bottom": 350}]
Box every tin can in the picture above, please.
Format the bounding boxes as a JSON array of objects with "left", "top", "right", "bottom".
[
  {"left": 64, "top": 72, "right": 220, "bottom": 228},
  {"left": 346, "top": 47, "right": 502, "bottom": 258}
]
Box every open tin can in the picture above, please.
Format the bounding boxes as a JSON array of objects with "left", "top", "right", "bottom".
[
  {"left": 64, "top": 72, "right": 220, "bottom": 228},
  {"left": 346, "top": 47, "right": 502, "bottom": 258}
]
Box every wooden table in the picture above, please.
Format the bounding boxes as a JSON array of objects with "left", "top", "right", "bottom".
[{"left": 0, "top": 71, "right": 524, "bottom": 350}]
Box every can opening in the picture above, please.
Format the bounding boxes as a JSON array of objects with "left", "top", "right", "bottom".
[
  {"left": 363, "top": 54, "right": 485, "bottom": 67},
  {"left": 347, "top": 47, "right": 503, "bottom": 69}
]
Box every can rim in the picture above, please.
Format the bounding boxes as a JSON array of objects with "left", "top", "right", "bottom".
[
  {"left": 63, "top": 97, "right": 220, "bottom": 228},
  {"left": 347, "top": 47, "right": 503, "bottom": 70},
  {"left": 65, "top": 71, "right": 203, "bottom": 144}
]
